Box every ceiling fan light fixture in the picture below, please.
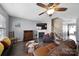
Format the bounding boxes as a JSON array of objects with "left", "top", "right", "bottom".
[{"left": 47, "top": 9, "right": 54, "bottom": 15}]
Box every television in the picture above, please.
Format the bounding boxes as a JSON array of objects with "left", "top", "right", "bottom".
[{"left": 36, "top": 23, "right": 47, "bottom": 30}]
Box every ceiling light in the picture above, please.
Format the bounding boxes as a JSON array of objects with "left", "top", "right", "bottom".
[{"left": 47, "top": 9, "right": 54, "bottom": 15}]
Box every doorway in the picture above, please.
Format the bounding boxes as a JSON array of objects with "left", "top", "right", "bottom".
[{"left": 23, "top": 30, "right": 33, "bottom": 42}]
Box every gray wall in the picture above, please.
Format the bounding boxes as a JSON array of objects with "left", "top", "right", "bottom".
[
  {"left": 9, "top": 16, "right": 53, "bottom": 41},
  {"left": 9, "top": 16, "right": 39, "bottom": 41},
  {"left": 0, "top": 5, "right": 9, "bottom": 37},
  {"left": 76, "top": 18, "right": 79, "bottom": 43}
]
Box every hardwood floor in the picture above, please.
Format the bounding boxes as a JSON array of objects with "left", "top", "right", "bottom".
[{"left": 10, "top": 41, "right": 33, "bottom": 56}]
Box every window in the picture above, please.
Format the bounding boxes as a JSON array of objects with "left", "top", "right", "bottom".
[
  {"left": 63, "top": 23, "right": 76, "bottom": 43},
  {"left": 0, "top": 14, "right": 6, "bottom": 41},
  {"left": 0, "top": 28, "right": 5, "bottom": 39},
  {"left": 68, "top": 24, "right": 76, "bottom": 43}
]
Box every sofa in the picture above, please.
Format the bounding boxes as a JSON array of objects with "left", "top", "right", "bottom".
[
  {"left": 0, "top": 37, "right": 13, "bottom": 56},
  {"left": 33, "top": 39, "right": 77, "bottom": 56}
]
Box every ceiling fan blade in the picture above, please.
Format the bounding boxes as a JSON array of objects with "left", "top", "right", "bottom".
[
  {"left": 55, "top": 8, "right": 67, "bottom": 11},
  {"left": 48, "top": 3, "right": 54, "bottom": 7},
  {"left": 53, "top": 3, "right": 60, "bottom": 7},
  {"left": 39, "top": 11, "right": 46, "bottom": 15},
  {"left": 37, "top": 3, "right": 47, "bottom": 9}
]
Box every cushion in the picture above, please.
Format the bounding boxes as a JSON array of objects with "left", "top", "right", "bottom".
[
  {"left": 48, "top": 44, "right": 77, "bottom": 56},
  {"left": 0, "top": 42, "right": 4, "bottom": 55},
  {"left": 63, "top": 39, "right": 77, "bottom": 49},
  {"left": 1, "top": 41, "right": 9, "bottom": 49},
  {"left": 43, "top": 33, "right": 55, "bottom": 43},
  {"left": 34, "top": 46, "right": 49, "bottom": 56},
  {"left": 3, "top": 37, "right": 11, "bottom": 46}
]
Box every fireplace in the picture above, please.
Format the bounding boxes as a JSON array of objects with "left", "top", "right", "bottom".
[
  {"left": 37, "top": 30, "right": 46, "bottom": 43},
  {"left": 39, "top": 32, "right": 44, "bottom": 39}
]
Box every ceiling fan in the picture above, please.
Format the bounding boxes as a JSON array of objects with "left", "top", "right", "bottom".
[{"left": 36, "top": 3, "right": 67, "bottom": 16}]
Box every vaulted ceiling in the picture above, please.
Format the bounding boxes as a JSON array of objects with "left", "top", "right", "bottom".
[{"left": 1, "top": 3, "right": 79, "bottom": 21}]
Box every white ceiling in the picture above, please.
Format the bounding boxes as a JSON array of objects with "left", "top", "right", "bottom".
[{"left": 1, "top": 3, "right": 79, "bottom": 21}]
